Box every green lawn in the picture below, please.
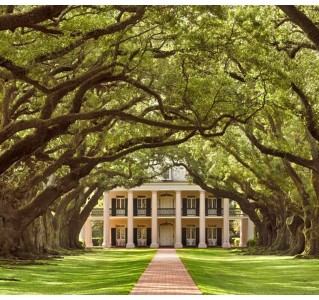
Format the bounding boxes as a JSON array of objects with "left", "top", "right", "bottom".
[
  {"left": 0, "top": 249, "right": 156, "bottom": 295},
  {"left": 177, "top": 248, "right": 319, "bottom": 295}
]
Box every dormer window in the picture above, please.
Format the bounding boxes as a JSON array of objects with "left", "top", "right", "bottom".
[{"left": 162, "top": 168, "right": 172, "bottom": 180}]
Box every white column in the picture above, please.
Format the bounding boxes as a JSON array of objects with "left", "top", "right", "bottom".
[
  {"left": 175, "top": 190, "right": 183, "bottom": 248},
  {"left": 198, "top": 190, "right": 207, "bottom": 248},
  {"left": 102, "top": 191, "right": 111, "bottom": 248},
  {"left": 239, "top": 218, "right": 245, "bottom": 247},
  {"left": 248, "top": 219, "right": 255, "bottom": 239},
  {"left": 126, "top": 190, "right": 135, "bottom": 248},
  {"left": 150, "top": 191, "right": 159, "bottom": 248},
  {"left": 84, "top": 219, "right": 93, "bottom": 247},
  {"left": 80, "top": 226, "right": 85, "bottom": 243},
  {"left": 222, "top": 198, "right": 231, "bottom": 248}
]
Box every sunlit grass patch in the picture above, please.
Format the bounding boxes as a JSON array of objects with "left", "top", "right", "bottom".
[
  {"left": 0, "top": 249, "right": 156, "bottom": 295},
  {"left": 177, "top": 248, "right": 319, "bottom": 295}
]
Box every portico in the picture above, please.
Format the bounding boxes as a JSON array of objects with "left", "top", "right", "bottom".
[{"left": 83, "top": 181, "right": 254, "bottom": 249}]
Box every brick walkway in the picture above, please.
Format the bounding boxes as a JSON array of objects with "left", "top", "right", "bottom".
[{"left": 130, "top": 249, "right": 202, "bottom": 295}]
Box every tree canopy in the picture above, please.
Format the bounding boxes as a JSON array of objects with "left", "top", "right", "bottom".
[{"left": 1, "top": 5, "right": 319, "bottom": 258}]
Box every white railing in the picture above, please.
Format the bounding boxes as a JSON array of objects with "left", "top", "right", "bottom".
[
  {"left": 158, "top": 208, "right": 175, "bottom": 216},
  {"left": 116, "top": 209, "right": 126, "bottom": 216},
  {"left": 137, "top": 209, "right": 147, "bottom": 216},
  {"left": 91, "top": 208, "right": 111, "bottom": 216},
  {"left": 207, "top": 208, "right": 224, "bottom": 216},
  {"left": 208, "top": 208, "right": 217, "bottom": 215},
  {"left": 187, "top": 208, "right": 197, "bottom": 216}
]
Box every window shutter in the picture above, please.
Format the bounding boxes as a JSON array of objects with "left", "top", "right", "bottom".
[
  {"left": 205, "top": 228, "right": 208, "bottom": 245},
  {"left": 147, "top": 228, "right": 152, "bottom": 246},
  {"left": 133, "top": 228, "right": 138, "bottom": 246},
  {"left": 125, "top": 198, "right": 128, "bottom": 216},
  {"left": 196, "top": 228, "right": 199, "bottom": 246},
  {"left": 111, "top": 228, "right": 116, "bottom": 246},
  {"left": 217, "top": 228, "right": 222, "bottom": 246},
  {"left": 111, "top": 198, "right": 116, "bottom": 216},
  {"left": 217, "top": 198, "right": 222, "bottom": 216},
  {"left": 133, "top": 198, "right": 137, "bottom": 216},
  {"left": 182, "top": 198, "right": 187, "bottom": 216},
  {"left": 182, "top": 228, "right": 187, "bottom": 246},
  {"left": 196, "top": 198, "right": 200, "bottom": 216},
  {"left": 146, "top": 198, "right": 151, "bottom": 216}
]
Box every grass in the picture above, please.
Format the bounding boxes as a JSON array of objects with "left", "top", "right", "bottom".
[
  {"left": 176, "top": 248, "right": 319, "bottom": 295},
  {"left": 0, "top": 249, "right": 156, "bottom": 295}
]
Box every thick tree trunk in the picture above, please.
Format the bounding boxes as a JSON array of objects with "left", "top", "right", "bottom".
[
  {"left": 11, "top": 211, "right": 56, "bottom": 258},
  {"left": 63, "top": 188, "right": 104, "bottom": 249},
  {"left": 0, "top": 212, "right": 21, "bottom": 257},
  {"left": 287, "top": 216, "right": 305, "bottom": 256},
  {"left": 302, "top": 209, "right": 319, "bottom": 257},
  {"left": 270, "top": 219, "right": 290, "bottom": 252}
]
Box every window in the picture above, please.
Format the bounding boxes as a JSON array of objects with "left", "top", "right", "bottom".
[
  {"left": 116, "top": 227, "right": 125, "bottom": 240},
  {"left": 116, "top": 226, "right": 126, "bottom": 246},
  {"left": 116, "top": 198, "right": 125, "bottom": 209},
  {"left": 162, "top": 168, "right": 171, "bottom": 180},
  {"left": 208, "top": 197, "right": 217, "bottom": 209},
  {"left": 137, "top": 227, "right": 147, "bottom": 240},
  {"left": 187, "top": 198, "right": 196, "bottom": 209},
  {"left": 207, "top": 227, "right": 217, "bottom": 239},
  {"left": 138, "top": 198, "right": 146, "bottom": 209},
  {"left": 207, "top": 227, "right": 217, "bottom": 246},
  {"left": 186, "top": 227, "right": 196, "bottom": 239}
]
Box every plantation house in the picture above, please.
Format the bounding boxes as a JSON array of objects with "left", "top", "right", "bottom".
[{"left": 82, "top": 166, "right": 254, "bottom": 248}]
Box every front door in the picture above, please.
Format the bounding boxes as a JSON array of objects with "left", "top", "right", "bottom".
[{"left": 159, "top": 223, "right": 174, "bottom": 246}]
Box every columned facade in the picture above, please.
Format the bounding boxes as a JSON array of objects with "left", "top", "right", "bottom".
[
  {"left": 198, "top": 190, "right": 207, "bottom": 248},
  {"left": 174, "top": 190, "right": 183, "bottom": 248},
  {"left": 84, "top": 219, "right": 93, "bottom": 247},
  {"left": 222, "top": 198, "right": 231, "bottom": 248},
  {"left": 126, "top": 190, "right": 135, "bottom": 248},
  {"left": 85, "top": 182, "right": 254, "bottom": 249},
  {"left": 102, "top": 191, "right": 111, "bottom": 248},
  {"left": 150, "top": 190, "right": 159, "bottom": 248}
]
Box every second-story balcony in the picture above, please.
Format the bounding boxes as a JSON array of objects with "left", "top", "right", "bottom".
[
  {"left": 115, "top": 209, "right": 126, "bottom": 216},
  {"left": 186, "top": 208, "right": 197, "bottom": 216},
  {"left": 137, "top": 208, "right": 146, "bottom": 216},
  {"left": 207, "top": 208, "right": 223, "bottom": 216},
  {"left": 90, "top": 206, "right": 245, "bottom": 218},
  {"left": 158, "top": 208, "right": 175, "bottom": 216},
  {"left": 90, "top": 208, "right": 111, "bottom": 216}
]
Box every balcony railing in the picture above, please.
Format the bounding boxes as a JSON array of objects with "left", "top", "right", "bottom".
[
  {"left": 116, "top": 209, "right": 126, "bottom": 216},
  {"left": 207, "top": 208, "right": 223, "bottom": 216},
  {"left": 137, "top": 208, "right": 147, "bottom": 216},
  {"left": 90, "top": 208, "right": 111, "bottom": 216},
  {"left": 186, "top": 208, "right": 197, "bottom": 216},
  {"left": 207, "top": 208, "right": 217, "bottom": 215},
  {"left": 158, "top": 208, "right": 175, "bottom": 216},
  {"left": 90, "top": 207, "right": 244, "bottom": 217},
  {"left": 229, "top": 208, "right": 244, "bottom": 216}
]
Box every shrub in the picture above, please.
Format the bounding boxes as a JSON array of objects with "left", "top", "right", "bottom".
[{"left": 247, "top": 238, "right": 257, "bottom": 248}]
